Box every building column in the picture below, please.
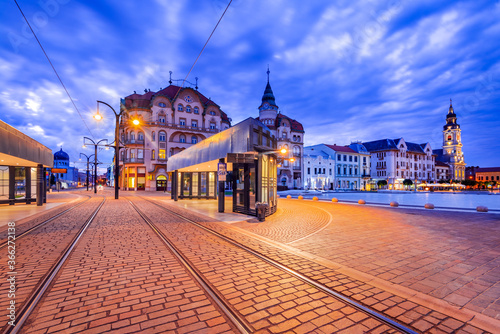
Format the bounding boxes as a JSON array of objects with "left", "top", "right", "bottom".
[
  {"left": 25, "top": 167, "right": 31, "bottom": 204},
  {"left": 37, "top": 164, "right": 43, "bottom": 206},
  {"left": 9, "top": 166, "right": 15, "bottom": 205},
  {"left": 218, "top": 158, "right": 225, "bottom": 213}
]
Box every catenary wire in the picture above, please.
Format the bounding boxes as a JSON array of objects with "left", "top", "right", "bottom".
[{"left": 13, "top": 0, "right": 95, "bottom": 139}]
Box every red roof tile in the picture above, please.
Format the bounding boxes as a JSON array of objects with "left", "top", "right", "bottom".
[{"left": 325, "top": 144, "right": 356, "bottom": 153}]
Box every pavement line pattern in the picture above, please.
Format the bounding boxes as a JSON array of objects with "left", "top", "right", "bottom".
[
  {"left": 285, "top": 202, "right": 334, "bottom": 245},
  {"left": 139, "top": 196, "right": 416, "bottom": 333},
  {"left": 128, "top": 199, "right": 252, "bottom": 334},
  {"left": 7, "top": 197, "right": 106, "bottom": 334}
]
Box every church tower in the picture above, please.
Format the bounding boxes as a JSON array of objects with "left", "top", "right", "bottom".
[
  {"left": 258, "top": 67, "right": 279, "bottom": 127},
  {"left": 442, "top": 99, "right": 466, "bottom": 180}
]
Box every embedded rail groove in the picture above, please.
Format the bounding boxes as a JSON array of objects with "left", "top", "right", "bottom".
[
  {"left": 128, "top": 199, "right": 252, "bottom": 334},
  {"left": 3, "top": 197, "right": 106, "bottom": 334},
  {"left": 0, "top": 195, "right": 91, "bottom": 249},
  {"left": 139, "top": 196, "right": 418, "bottom": 334}
]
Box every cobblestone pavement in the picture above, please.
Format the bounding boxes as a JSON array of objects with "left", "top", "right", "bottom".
[
  {"left": 229, "top": 198, "right": 500, "bottom": 329},
  {"left": 0, "top": 196, "right": 104, "bottom": 328},
  {"left": 133, "top": 197, "right": 393, "bottom": 333},
  {"left": 21, "top": 197, "right": 237, "bottom": 334},
  {"left": 3, "top": 190, "right": 499, "bottom": 333}
]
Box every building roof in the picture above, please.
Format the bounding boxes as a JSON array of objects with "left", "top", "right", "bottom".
[
  {"left": 474, "top": 167, "right": 500, "bottom": 173},
  {"left": 54, "top": 148, "right": 70, "bottom": 161},
  {"left": 435, "top": 160, "right": 449, "bottom": 167},
  {"left": 363, "top": 138, "right": 429, "bottom": 154},
  {"left": 276, "top": 114, "right": 304, "bottom": 133},
  {"left": 324, "top": 144, "right": 356, "bottom": 153},
  {"left": 123, "top": 85, "right": 230, "bottom": 124}
]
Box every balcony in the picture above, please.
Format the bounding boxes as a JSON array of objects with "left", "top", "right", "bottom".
[
  {"left": 122, "top": 157, "right": 144, "bottom": 164},
  {"left": 124, "top": 139, "right": 144, "bottom": 145},
  {"left": 144, "top": 121, "right": 220, "bottom": 134}
]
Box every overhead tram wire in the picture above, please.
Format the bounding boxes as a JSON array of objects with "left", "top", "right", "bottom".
[
  {"left": 13, "top": 0, "right": 95, "bottom": 140},
  {"left": 175, "top": 0, "right": 233, "bottom": 95}
]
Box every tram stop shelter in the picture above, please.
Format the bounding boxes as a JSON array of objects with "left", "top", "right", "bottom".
[
  {"left": 0, "top": 120, "right": 53, "bottom": 205},
  {"left": 167, "top": 117, "right": 279, "bottom": 217}
]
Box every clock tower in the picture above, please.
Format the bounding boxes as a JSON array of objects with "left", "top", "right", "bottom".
[
  {"left": 441, "top": 99, "right": 466, "bottom": 180},
  {"left": 258, "top": 68, "right": 279, "bottom": 125}
]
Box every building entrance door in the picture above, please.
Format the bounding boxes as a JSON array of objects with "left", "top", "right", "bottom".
[
  {"left": 232, "top": 163, "right": 256, "bottom": 216},
  {"left": 156, "top": 175, "right": 167, "bottom": 191}
]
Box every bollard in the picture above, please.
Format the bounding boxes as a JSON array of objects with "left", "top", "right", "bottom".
[
  {"left": 312, "top": 196, "right": 319, "bottom": 201},
  {"left": 476, "top": 206, "right": 488, "bottom": 212},
  {"left": 424, "top": 203, "right": 434, "bottom": 209},
  {"left": 286, "top": 195, "right": 291, "bottom": 199},
  {"left": 298, "top": 195, "right": 303, "bottom": 200},
  {"left": 332, "top": 198, "right": 338, "bottom": 202},
  {"left": 358, "top": 199, "right": 366, "bottom": 205},
  {"left": 390, "top": 201, "right": 399, "bottom": 207}
]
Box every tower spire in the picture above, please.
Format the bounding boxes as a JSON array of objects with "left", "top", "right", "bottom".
[
  {"left": 450, "top": 98, "right": 452, "bottom": 107},
  {"left": 267, "top": 65, "right": 270, "bottom": 83}
]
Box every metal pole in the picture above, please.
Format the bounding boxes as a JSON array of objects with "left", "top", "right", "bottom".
[
  {"left": 115, "top": 113, "right": 120, "bottom": 199},
  {"left": 86, "top": 158, "right": 89, "bottom": 191},
  {"left": 94, "top": 144, "right": 98, "bottom": 194}
]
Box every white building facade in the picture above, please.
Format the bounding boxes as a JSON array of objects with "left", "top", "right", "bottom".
[
  {"left": 303, "top": 144, "right": 371, "bottom": 190},
  {"left": 362, "top": 138, "right": 436, "bottom": 189}
]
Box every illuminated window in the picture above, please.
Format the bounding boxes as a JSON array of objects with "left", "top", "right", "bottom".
[
  {"left": 159, "top": 149, "right": 166, "bottom": 159},
  {"left": 152, "top": 150, "right": 155, "bottom": 160}
]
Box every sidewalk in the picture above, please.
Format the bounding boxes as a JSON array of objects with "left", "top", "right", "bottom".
[{"left": 0, "top": 191, "right": 84, "bottom": 227}]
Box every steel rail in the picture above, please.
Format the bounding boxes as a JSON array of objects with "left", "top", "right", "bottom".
[
  {"left": 141, "top": 196, "right": 418, "bottom": 334},
  {"left": 3, "top": 196, "right": 106, "bottom": 334},
  {"left": 0, "top": 195, "right": 92, "bottom": 249},
  {"left": 128, "top": 199, "right": 252, "bottom": 334}
]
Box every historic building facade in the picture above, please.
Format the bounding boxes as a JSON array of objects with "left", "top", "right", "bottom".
[
  {"left": 303, "top": 144, "right": 371, "bottom": 191},
  {"left": 52, "top": 148, "right": 79, "bottom": 188},
  {"left": 362, "top": 138, "right": 436, "bottom": 189},
  {"left": 119, "top": 84, "right": 231, "bottom": 191},
  {"left": 433, "top": 100, "right": 466, "bottom": 180},
  {"left": 257, "top": 70, "right": 304, "bottom": 189}
]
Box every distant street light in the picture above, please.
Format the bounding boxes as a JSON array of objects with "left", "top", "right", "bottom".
[
  {"left": 83, "top": 137, "right": 108, "bottom": 194},
  {"left": 79, "top": 153, "right": 95, "bottom": 191}
]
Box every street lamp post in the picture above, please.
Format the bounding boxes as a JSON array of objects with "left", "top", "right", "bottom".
[
  {"left": 95, "top": 101, "right": 123, "bottom": 200},
  {"left": 83, "top": 137, "right": 108, "bottom": 194},
  {"left": 79, "top": 153, "right": 95, "bottom": 191}
]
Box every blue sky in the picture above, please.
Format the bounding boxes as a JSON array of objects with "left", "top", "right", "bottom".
[{"left": 1, "top": 0, "right": 499, "bottom": 171}]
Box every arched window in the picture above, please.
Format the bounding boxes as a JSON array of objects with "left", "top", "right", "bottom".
[
  {"left": 159, "top": 131, "right": 166, "bottom": 142},
  {"left": 130, "top": 132, "right": 135, "bottom": 142},
  {"left": 191, "top": 136, "right": 197, "bottom": 144},
  {"left": 158, "top": 102, "right": 166, "bottom": 108},
  {"left": 138, "top": 132, "right": 144, "bottom": 141},
  {"left": 447, "top": 134, "right": 452, "bottom": 141},
  {"left": 179, "top": 134, "right": 186, "bottom": 143},
  {"left": 151, "top": 149, "right": 155, "bottom": 160},
  {"left": 186, "top": 105, "right": 191, "bottom": 113},
  {"left": 282, "top": 132, "right": 287, "bottom": 139},
  {"left": 209, "top": 110, "right": 216, "bottom": 116},
  {"left": 178, "top": 104, "right": 184, "bottom": 111},
  {"left": 194, "top": 107, "right": 199, "bottom": 114}
]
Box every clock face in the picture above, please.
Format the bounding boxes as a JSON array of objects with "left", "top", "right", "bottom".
[{"left": 184, "top": 95, "right": 193, "bottom": 103}]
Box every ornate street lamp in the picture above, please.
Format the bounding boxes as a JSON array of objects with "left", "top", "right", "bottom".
[
  {"left": 79, "top": 153, "right": 95, "bottom": 191},
  {"left": 83, "top": 137, "right": 108, "bottom": 194}
]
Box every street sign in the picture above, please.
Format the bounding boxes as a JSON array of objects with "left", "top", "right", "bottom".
[
  {"left": 218, "top": 163, "right": 227, "bottom": 181},
  {"left": 51, "top": 168, "right": 67, "bottom": 173}
]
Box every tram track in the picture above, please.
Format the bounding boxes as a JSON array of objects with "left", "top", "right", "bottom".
[
  {"left": 133, "top": 196, "right": 418, "bottom": 333},
  {"left": 1, "top": 196, "right": 106, "bottom": 334},
  {"left": 0, "top": 195, "right": 91, "bottom": 249}
]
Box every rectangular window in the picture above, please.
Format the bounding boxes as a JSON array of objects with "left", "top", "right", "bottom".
[
  {"left": 349, "top": 156, "right": 352, "bottom": 162},
  {"left": 314, "top": 168, "right": 317, "bottom": 175},
  {"left": 159, "top": 149, "right": 166, "bottom": 159},
  {"left": 179, "top": 118, "right": 186, "bottom": 127},
  {"left": 191, "top": 120, "right": 198, "bottom": 128},
  {"left": 210, "top": 122, "right": 216, "bottom": 130},
  {"left": 323, "top": 168, "right": 325, "bottom": 174},
  {"left": 354, "top": 156, "right": 358, "bottom": 162},
  {"left": 307, "top": 168, "right": 310, "bottom": 174},
  {"left": 337, "top": 154, "right": 341, "bottom": 160}
]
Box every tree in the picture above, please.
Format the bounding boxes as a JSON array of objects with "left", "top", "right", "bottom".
[
  {"left": 403, "top": 179, "right": 413, "bottom": 190},
  {"left": 377, "top": 180, "right": 387, "bottom": 189}
]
